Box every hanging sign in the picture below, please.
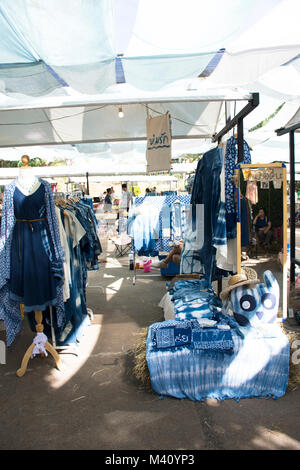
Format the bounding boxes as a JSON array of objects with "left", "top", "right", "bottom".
[{"left": 146, "top": 112, "right": 172, "bottom": 174}]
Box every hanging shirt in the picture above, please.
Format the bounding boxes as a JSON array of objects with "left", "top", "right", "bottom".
[
  {"left": 246, "top": 180, "right": 258, "bottom": 205},
  {"left": 55, "top": 206, "right": 71, "bottom": 302}
]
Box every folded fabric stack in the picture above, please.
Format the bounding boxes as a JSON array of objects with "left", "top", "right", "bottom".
[
  {"left": 167, "top": 279, "right": 222, "bottom": 321},
  {"left": 151, "top": 319, "right": 235, "bottom": 353}
]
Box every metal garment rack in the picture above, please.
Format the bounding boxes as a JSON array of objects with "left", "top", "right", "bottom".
[
  {"left": 276, "top": 122, "right": 300, "bottom": 288},
  {"left": 50, "top": 190, "right": 94, "bottom": 356}
]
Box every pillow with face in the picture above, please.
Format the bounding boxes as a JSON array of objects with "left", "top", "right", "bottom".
[{"left": 229, "top": 270, "right": 279, "bottom": 327}]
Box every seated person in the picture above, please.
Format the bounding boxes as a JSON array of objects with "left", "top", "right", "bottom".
[
  {"left": 152, "top": 239, "right": 184, "bottom": 269},
  {"left": 253, "top": 208, "right": 272, "bottom": 247}
]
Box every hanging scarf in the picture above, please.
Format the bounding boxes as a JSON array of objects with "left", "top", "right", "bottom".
[{"left": 225, "top": 136, "right": 251, "bottom": 239}]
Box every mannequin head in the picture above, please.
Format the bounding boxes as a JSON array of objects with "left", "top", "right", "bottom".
[{"left": 21, "top": 155, "right": 30, "bottom": 168}]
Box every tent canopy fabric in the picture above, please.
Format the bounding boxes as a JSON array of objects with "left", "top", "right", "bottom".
[
  {"left": 0, "top": 0, "right": 299, "bottom": 166},
  {"left": 0, "top": 0, "right": 299, "bottom": 97},
  {"left": 0, "top": 87, "right": 252, "bottom": 147}
]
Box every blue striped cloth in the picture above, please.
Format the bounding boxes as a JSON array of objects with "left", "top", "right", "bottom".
[{"left": 146, "top": 321, "right": 290, "bottom": 401}]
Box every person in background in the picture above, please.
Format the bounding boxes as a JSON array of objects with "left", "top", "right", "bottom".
[
  {"left": 145, "top": 188, "right": 151, "bottom": 196},
  {"left": 253, "top": 208, "right": 272, "bottom": 247},
  {"left": 120, "top": 183, "right": 132, "bottom": 212},
  {"left": 104, "top": 188, "right": 113, "bottom": 212},
  {"left": 152, "top": 239, "right": 184, "bottom": 269}
]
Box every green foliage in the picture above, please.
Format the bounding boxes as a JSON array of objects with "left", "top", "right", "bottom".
[
  {"left": 0, "top": 159, "right": 19, "bottom": 168},
  {"left": 249, "top": 103, "right": 285, "bottom": 132},
  {"left": 0, "top": 157, "right": 67, "bottom": 168}
]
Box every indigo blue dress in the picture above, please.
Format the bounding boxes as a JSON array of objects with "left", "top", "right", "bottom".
[{"left": 9, "top": 184, "right": 61, "bottom": 312}]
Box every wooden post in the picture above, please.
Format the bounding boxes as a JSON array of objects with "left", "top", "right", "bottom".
[
  {"left": 282, "top": 166, "right": 288, "bottom": 319},
  {"left": 239, "top": 163, "right": 288, "bottom": 319}
]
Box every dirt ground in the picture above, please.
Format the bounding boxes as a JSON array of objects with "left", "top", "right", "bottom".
[{"left": 0, "top": 245, "right": 300, "bottom": 450}]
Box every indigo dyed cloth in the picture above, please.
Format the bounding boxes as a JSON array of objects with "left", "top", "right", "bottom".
[
  {"left": 167, "top": 279, "right": 223, "bottom": 322},
  {"left": 192, "top": 327, "right": 233, "bottom": 351},
  {"left": 146, "top": 322, "right": 290, "bottom": 401},
  {"left": 180, "top": 147, "right": 224, "bottom": 282},
  {"left": 150, "top": 319, "right": 233, "bottom": 352},
  {"left": 225, "top": 136, "right": 251, "bottom": 239}
]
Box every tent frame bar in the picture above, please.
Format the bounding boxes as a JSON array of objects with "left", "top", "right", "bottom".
[
  {"left": 276, "top": 123, "right": 300, "bottom": 287},
  {"left": 0, "top": 94, "right": 253, "bottom": 113},
  {"left": 212, "top": 92, "right": 259, "bottom": 144},
  {"left": 0, "top": 134, "right": 212, "bottom": 149}
]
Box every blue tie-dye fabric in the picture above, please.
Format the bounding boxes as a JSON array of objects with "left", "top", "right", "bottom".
[
  {"left": 146, "top": 320, "right": 290, "bottom": 401},
  {"left": 167, "top": 279, "right": 223, "bottom": 322},
  {"left": 148, "top": 272, "right": 289, "bottom": 401}
]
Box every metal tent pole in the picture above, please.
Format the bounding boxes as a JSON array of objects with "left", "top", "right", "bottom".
[
  {"left": 290, "top": 130, "right": 296, "bottom": 286},
  {"left": 86, "top": 171, "right": 90, "bottom": 195}
]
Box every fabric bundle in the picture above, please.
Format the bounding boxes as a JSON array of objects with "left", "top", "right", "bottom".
[{"left": 167, "top": 279, "right": 222, "bottom": 321}]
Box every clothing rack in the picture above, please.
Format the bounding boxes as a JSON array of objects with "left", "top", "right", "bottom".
[
  {"left": 49, "top": 192, "right": 98, "bottom": 355},
  {"left": 211, "top": 93, "right": 260, "bottom": 296}
]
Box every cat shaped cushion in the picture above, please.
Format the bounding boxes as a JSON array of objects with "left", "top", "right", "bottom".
[{"left": 229, "top": 270, "right": 279, "bottom": 327}]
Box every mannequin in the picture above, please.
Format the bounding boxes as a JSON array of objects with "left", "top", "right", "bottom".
[
  {"left": 13, "top": 156, "right": 64, "bottom": 377},
  {"left": 16, "top": 155, "right": 41, "bottom": 196}
]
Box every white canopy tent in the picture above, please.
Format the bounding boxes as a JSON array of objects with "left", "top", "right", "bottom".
[{"left": 0, "top": 0, "right": 299, "bottom": 168}]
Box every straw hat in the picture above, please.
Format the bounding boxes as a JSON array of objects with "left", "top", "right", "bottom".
[{"left": 220, "top": 267, "right": 260, "bottom": 301}]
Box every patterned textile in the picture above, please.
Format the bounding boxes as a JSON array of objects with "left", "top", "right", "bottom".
[
  {"left": 0, "top": 179, "right": 66, "bottom": 346},
  {"left": 225, "top": 136, "right": 251, "bottom": 239},
  {"left": 146, "top": 321, "right": 290, "bottom": 401},
  {"left": 150, "top": 319, "right": 233, "bottom": 352},
  {"left": 129, "top": 195, "right": 190, "bottom": 254},
  {"left": 192, "top": 327, "right": 233, "bottom": 351},
  {"left": 152, "top": 321, "right": 192, "bottom": 349}
]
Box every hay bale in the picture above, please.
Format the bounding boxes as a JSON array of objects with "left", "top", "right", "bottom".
[{"left": 131, "top": 327, "right": 152, "bottom": 389}]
